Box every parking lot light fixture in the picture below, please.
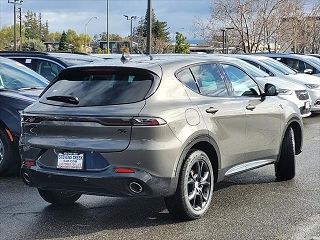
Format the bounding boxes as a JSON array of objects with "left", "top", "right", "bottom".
[
  {"left": 85, "top": 16, "right": 98, "bottom": 49},
  {"left": 123, "top": 15, "right": 137, "bottom": 53}
]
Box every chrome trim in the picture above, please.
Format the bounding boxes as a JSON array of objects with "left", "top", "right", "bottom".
[{"left": 225, "top": 159, "right": 275, "bottom": 176}]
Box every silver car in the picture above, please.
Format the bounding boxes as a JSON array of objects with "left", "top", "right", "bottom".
[
  {"left": 20, "top": 57, "right": 303, "bottom": 220},
  {"left": 234, "top": 55, "right": 320, "bottom": 112}
]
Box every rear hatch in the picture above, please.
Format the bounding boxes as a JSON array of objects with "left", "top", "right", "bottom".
[{"left": 21, "top": 66, "right": 161, "bottom": 153}]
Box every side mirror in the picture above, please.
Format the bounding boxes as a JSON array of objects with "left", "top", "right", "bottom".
[
  {"left": 304, "top": 69, "right": 313, "bottom": 74},
  {"left": 264, "top": 83, "right": 278, "bottom": 97}
]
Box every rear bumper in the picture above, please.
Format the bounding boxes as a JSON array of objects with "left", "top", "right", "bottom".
[{"left": 21, "top": 166, "right": 177, "bottom": 197}]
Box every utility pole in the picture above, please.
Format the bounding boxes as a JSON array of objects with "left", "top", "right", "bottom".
[
  {"left": 8, "top": 0, "right": 23, "bottom": 51},
  {"left": 106, "top": 0, "right": 109, "bottom": 53},
  {"left": 124, "top": 15, "right": 137, "bottom": 53},
  {"left": 146, "top": 0, "right": 152, "bottom": 55},
  {"left": 18, "top": 7, "right": 22, "bottom": 50},
  {"left": 221, "top": 29, "right": 225, "bottom": 53}
]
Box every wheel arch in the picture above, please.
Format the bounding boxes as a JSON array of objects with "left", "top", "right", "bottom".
[
  {"left": 280, "top": 117, "right": 303, "bottom": 157},
  {"left": 174, "top": 135, "right": 221, "bottom": 183}
]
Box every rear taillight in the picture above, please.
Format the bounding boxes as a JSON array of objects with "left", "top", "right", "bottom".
[
  {"left": 23, "top": 161, "right": 36, "bottom": 167},
  {"left": 132, "top": 117, "right": 166, "bottom": 126},
  {"left": 114, "top": 168, "right": 135, "bottom": 173}
]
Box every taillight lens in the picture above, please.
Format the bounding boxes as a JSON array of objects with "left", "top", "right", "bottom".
[
  {"left": 23, "top": 161, "right": 36, "bottom": 167},
  {"left": 132, "top": 117, "right": 166, "bottom": 126},
  {"left": 114, "top": 168, "right": 135, "bottom": 173}
]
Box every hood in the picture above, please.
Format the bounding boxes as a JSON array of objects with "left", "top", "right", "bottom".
[
  {"left": 0, "top": 89, "right": 43, "bottom": 103},
  {"left": 284, "top": 73, "right": 320, "bottom": 85},
  {"left": 255, "top": 76, "right": 306, "bottom": 91}
]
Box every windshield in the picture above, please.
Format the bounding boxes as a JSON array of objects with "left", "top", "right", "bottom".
[
  {"left": 40, "top": 67, "right": 156, "bottom": 107},
  {"left": 261, "top": 58, "right": 296, "bottom": 75},
  {"left": 305, "top": 56, "right": 320, "bottom": 68},
  {"left": 0, "top": 62, "right": 48, "bottom": 90},
  {"left": 230, "top": 59, "right": 269, "bottom": 78}
]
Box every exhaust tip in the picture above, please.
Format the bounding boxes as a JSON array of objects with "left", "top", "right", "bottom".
[
  {"left": 23, "top": 173, "right": 31, "bottom": 185},
  {"left": 129, "top": 182, "right": 143, "bottom": 194}
]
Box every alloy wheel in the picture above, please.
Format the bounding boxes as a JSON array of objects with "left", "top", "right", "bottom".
[
  {"left": 0, "top": 138, "right": 4, "bottom": 165},
  {"left": 187, "top": 159, "right": 212, "bottom": 211}
]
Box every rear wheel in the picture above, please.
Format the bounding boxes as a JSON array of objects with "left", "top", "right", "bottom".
[
  {"left": 0, "top": 128, "right": 20, "bottom": 176},
  {"left": 275, "top": 127, "right": 295, "bottom": 181},
  {"left": 38, "top": 189, "right": 82, "bottom": 205},
  {"left": 165, "top": 149, "right": 214, "bottom": 220}
]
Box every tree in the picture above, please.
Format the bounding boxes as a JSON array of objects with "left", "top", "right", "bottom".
[
  {"left": 0, "top": 26, "right": 14, "bottom": 50},
  {"left": 175, "top": 32, "right": 190, "bottom": 53},
  {"left": 59, "top": 31, "right": 69, "bottom": 51},
  {"left": 22, "top": 39, "right": 46, "bottom": 51},
  {"left": 24, "top": 10, "right": 50, "bottom": 41},
  {"left": 194, "top": 0, "right": 312, "bottom": 53},
  {"left": 133, "top": 9, "right": 171, "bottom": 53}
]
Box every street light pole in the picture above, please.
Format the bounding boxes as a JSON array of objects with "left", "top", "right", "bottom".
[
  {"left": 146, "top": 0, "right": 152, "bottom": 55},
  {"left": 85, "top": 16, "right": 98, "bottom": 50},
  {"left": 220, "top": 29, "right": 226, "bottom": 53},
  {"left": 225, "top": 27, "right": 234, "bottom": 54},
  {"left": 106, "top": 0, "right": 109, "bottom": 53},
  {"left": 8, "top": 0, "right": 23, "bottom": 51},
  {"left": 124, "top": 15, "right": 137, "bottom": 53}
]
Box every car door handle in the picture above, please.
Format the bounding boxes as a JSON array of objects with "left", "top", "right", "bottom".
[
  {"left": 206, "top": 107, "right": 219, "bottom": 114},
  {"left": 246, "top": 105, "right": 256, "bottom": 111}
]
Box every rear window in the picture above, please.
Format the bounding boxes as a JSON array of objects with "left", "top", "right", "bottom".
[{"left": 40, "top": 67, "right": 157, "bottom": 106}]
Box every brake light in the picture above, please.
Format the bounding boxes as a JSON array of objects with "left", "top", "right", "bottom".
[
  {"left": 132, "top": 117, "right": 166, "bottom": 126},
  {"left": 23, "top": 161, "right": 36, "bottom": 167},
  {"left": 114, "top": 168, "right": 135, "bottom": 173}
]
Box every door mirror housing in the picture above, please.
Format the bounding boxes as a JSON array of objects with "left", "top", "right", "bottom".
[
  {"left": 304, "top": 69, "right": 313, "bottom": 74},
  {"left": 263, "top": 83, "right": 278, "bottom": 98}
]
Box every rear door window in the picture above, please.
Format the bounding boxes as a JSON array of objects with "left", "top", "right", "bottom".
[
  {"left": 40, "top": 67, "right": 157, "bottom": 106},
  {"left": 176, "top": 68, "right": 199, "bottom": 93},
  {"left": 190, "top": 64, "right": 228, "bottom": 97}
]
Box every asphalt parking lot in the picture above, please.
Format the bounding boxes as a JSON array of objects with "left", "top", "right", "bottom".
[{"left": 0, "top": 114, "right": 319, "bottom": 240}]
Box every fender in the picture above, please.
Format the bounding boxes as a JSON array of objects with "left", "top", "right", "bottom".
[
  {"left": 277, "top": 115, "right": 303, "bottom": 162},
  {"left": 0, "top": 107, "right": 21, "bottom": 140},
  {"left": 173, "top": 133, "right": 221, "bottom": 179}
]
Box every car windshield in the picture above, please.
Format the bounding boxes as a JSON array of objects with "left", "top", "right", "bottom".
[
  {"left": 40, "top": 67, "right": 156, "bottom": 107},
  {"left": 0, "top": 61, "right": 48, "bottom": 90},
  {"left": 261, "top": 58, "right": 296, "bottom": 75},
  {"left": 230, "top": 59, "right": 269, "bottom": 78},
  {"left": 305, "top": 56, "right": 320, "bottom": 68}
]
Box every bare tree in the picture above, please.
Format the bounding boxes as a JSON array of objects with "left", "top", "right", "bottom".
[{"left": 194, "top": 0, "right": 320, "bottom": 53}]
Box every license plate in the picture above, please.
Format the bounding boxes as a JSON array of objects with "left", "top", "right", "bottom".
[
  {"left": 305, "top": 101, "right": 311, "bottom": 109},
  {"left": 57, "top": 153, "right": 84, "bottom": 170}
]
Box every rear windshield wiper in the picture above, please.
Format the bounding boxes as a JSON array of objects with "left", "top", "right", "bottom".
[
  {"left": 46, "top": 95, "right": 79, "bottom": 105},
  {"left": 19, "top": 87, "right": 44, "bottom": 90}
]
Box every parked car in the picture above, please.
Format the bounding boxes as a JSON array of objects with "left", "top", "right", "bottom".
[
  {"left": 232, "top": 55, "right": 320, "bottom": 113},
  {"left": 212, "top": 56, "right": 311, "bottom": 117},
  {"left": 20, "top": 56, "right": 303, "bottom": 220},
  {"left": 0, "top": 57, "right": 48, "bottom": 176},
  {"left": 0, "top": 52, "right": 105, "bottom": 81},
  {"left": 257, "top": 53, "right": 320, "bottom": 77}
]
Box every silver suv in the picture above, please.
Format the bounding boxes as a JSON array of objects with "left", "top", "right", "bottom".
[{"left": 20, "top": 57, "right": 303, "bottom": 220}]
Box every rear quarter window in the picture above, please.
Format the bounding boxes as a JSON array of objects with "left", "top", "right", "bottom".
[{"left": 40, "top": 67, "right": 158, "bottom": 106}]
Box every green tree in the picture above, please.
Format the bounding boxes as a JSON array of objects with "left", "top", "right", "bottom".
[
  {"left": 175, "top": 32, "right": 190, "bottom": 53},
  {"left": 133, "top": 9, "right": 171, "bottom": 53},
  {"left": 58, "top": 31, "right": 69, "bottom": 51},
  {"left": 47, "top": 32, "right": 62, "bottom": 42},
  {"left": 24, "top": 10, "right": 50, "bottom": 41},
  {"left": 0, "top": 26, "right": 14, "bottom": 50},
  {"left": 22, "top": 38, "right": 46, "bottom": 51}
]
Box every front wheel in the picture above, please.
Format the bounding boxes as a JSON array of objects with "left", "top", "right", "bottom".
[
  {"left": 275, "top": 127, "right": 295, "bottom": 181},
  {"left": 165, "top": 149, "right": 214, "bottom": 220},
  {"left": 38, "top": 189, "right": 82, "bottom": 205}
]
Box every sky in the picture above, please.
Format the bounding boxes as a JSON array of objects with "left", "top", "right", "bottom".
[{"left": 0, "top": 0, "right": 212, "bottom": 40}]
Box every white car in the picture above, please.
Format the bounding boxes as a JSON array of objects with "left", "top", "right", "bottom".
[{"left": 234, "top": 55, "right": 320, "bottom": 112}]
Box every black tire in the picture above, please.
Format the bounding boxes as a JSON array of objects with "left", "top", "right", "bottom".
[
  {"left": 0, "top": 127, "right": 20, "bottom": 176},
  {"left": 164, "top": 149, "right": 214, "bottom": 220},
  {"left": 275, "top": 127, "right": 295, "bottom": 181},
  {"left": 38, "top": 189, "right": 82, "bottom": 205}
]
